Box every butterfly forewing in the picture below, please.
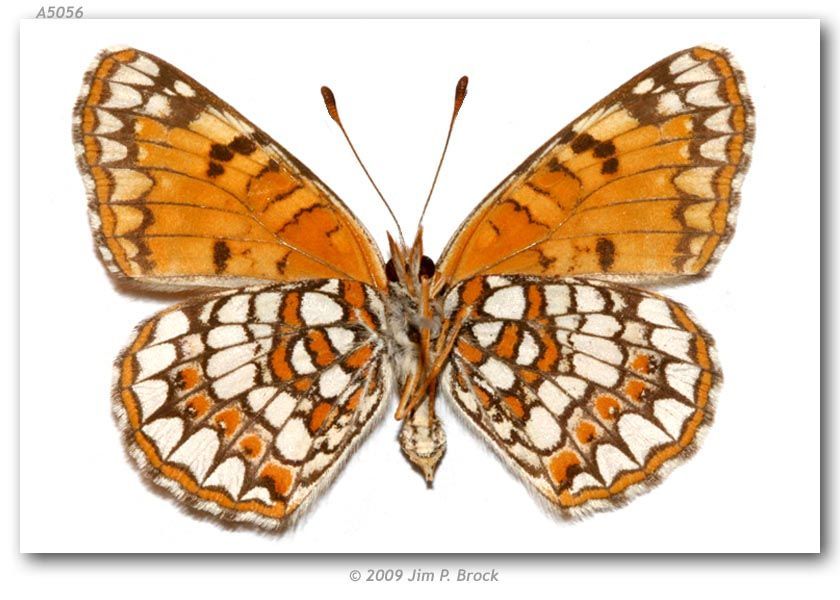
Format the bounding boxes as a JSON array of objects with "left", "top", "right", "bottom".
[
  {"left": 115, "top": 279, "right": 391, "bottom": 529},
  {"left": 440, "top": 275, "right": 718, "bottom": 516},
  {"left": 438, "top": 46, "right": 753, "bottom": 284},
  {"left": 74, "top": 48, "right": 387, "bottom": 290}
]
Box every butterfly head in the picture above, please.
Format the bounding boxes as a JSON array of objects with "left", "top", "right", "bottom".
[
  {"left": 383, "top": 230, "right": 443, "bottom": 341},
  {"left": 385, "top": 230, "right": 436, "bottom": 288}
]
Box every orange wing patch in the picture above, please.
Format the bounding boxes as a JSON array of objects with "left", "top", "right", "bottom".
[
  {"left": 74, "top": 48, "right": 386, "bottom": 290},
  {"left": 438, "top": 47, "right": 754, "bottom": 284}
]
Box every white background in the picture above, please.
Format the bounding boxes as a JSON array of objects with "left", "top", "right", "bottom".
[
  {"left": 17, "top": 18, "right": 820, "bottom": 554},
  {"left": 2, "top": 3, "right": 833, "bottom": 600}
]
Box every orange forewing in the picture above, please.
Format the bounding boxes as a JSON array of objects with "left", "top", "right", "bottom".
[
  {"left": 74, "top": 48, "right": 386, "bottom": 290},
  {"left": 438, "top": 47, "right": 753, "bottom": 285}
]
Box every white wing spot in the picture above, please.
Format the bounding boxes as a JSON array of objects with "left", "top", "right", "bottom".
[
  {"left": 674, "top": 63, "right": 718, "bottom": 84},
  {"left": 103, "top": 82, "right": 142, "bottom": 108},
  {"left": 654, "top": 398, "right": 695, "bottom": 438},
  {"left": 633, "top": 77, "right": 655, "bottom": 94},
  {"left": 135, "top": 343, "right": 177, "bottom": 380},
  {"left": 276, "top": 418, "right": 312, "bottom": 461},
  {"left": 247, "top": 386, "right": 278, "bottom": 412},
  {"left": 479, "top": 357, "right": 515, "bottom": 390},
  {"left": 203, "top": 457, "right": 246, "bottom": 498},
  {"left": 207, "top": 325, "right": 247, "bottom": 349},
  {"left": 254, "top": 292, "right": 282, "bottom": 322},
  {"left": 179, "top": 334, "right": 205, "bottom": 360},
  {"left": 705, "top": 107, "right": 733, "bottom": 133},
  {"left": 596, "top": 444, "right": 638, "bottom": 485},
  {"left": 319, "top": 364, "right": 351, "bottom": 398},
  {"left": 486, "top": 276, "right": 512, "bottom": 288},
  {"left": 669, "top": 53, "right": 701, "bottom": 74},
  {"left": 651, "top": 328, "right": 693, "bottom": 361},
  {"left": 152, "top": 310, "right": 190, "bottom": 344},
  {"left": 241, "top": 486, "right": 272, "bottom": 505},
  {"left": 657, "top": 91, "right": 685, "bottom": 116},
  {"left": 687, "top": 81, "right": 725, "bottom": 107},
  {"left": 544, "top": 285, "right": 571, "bottom": 315},
  {"left": 665, "top": 362, "right": 701, "bottom": 400},
  {"left": 131, "top": 55, "right": 160, "bottom": 76},
  {"left": 555, "top": 375, "right": 588, "bottom": 400},
  {"left": 581, "top": 314, "right": 622, "bottom": 337},
  {"left": 538, "top": 380, "right": 573, "bottom": 415},
  {"left": 217, "top": 294, "right": 250, "bottom": 323},
  {"left": 699, "top": 136, "right": 730, "bottom": 162},
  {"left": 265, "top": 392, "right": 297, "bottom": 428},
  {"left": 618, "top": 414, "right": 672, "bottom": 462},
  {"left": 443, "top": 285, "right": 461, "bottom": 317},
  {"left": 571, "top": 334, "right": 623, "bottom": 365},
  {"left": 571, "top": 472, "right": 602, "bottom": 494},
  {"left": 212, "top": 363, "right": 257, "bottom": 399},
  {"left": 111, "top": 64, "right": 154, "bottom": 86},
  {"left": 516, "top": 331, "right": 539, "bottom": 365},
  {"left": 98, "top": 138, "right": 128, "bottom": 163},
  {"left": 525, "top": 407, "right": 562, "bottom": 451},
  {"left": 573, "top": 353, "right": 620, "bottom": 387},
  {"left": 141, "top": 93, "right": 170, "bottom": 118},
  {"left": 300, "top": 292, "right": 344, "bottom": 325},
  {"left": 142, "top": 417, "right": 184, "bottom": 459},
  {"left": 169, "top": 428, "right": 220, "bottom": 482},
  {"left": 174, "top": 80, "right": 196, "bottom": 97},
  {"left": 207, "top": 342, "right": 258, "bottom": 378},
  {"left": 326, "top": 327, "right": 355, "bottom": 354},
  {"left": 472, "top": 322, "right": 503, "bottom": 347},
  {"left": 132, "top": 379, "right": 169, "bottom": 422},
  {"left": 574, "top": 285, "right": 605, "bottom": 313},
  {"left": 554, "top": 315, "right": 582, "bottom": 331},
  {"left": 318, "top": 280, "right": 340, "bottom": 294},
  {"left": 482, "top": 286, "right": 526, "bottom": 320},
  {"left": 637, "top": 297, "right": 676, "bottom": 327}
]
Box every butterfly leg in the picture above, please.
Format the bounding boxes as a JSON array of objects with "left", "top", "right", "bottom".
[
  {"left": 402, "top": 306, "right": 471, "bottom": 416},
  {"left": 395, "top": 369, "right": 421, "bottom": 420}
]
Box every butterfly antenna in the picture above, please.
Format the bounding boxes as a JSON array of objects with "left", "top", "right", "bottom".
[
  {"left": 416, "top": 75, "right": 469, "bottom": 235},
  {"left": 321, "top": 85, "right": 406, "bottom": 247}
]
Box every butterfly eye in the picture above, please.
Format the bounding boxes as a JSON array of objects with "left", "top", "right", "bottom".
[
  {"left": 419, "top": 255, "right": 436, "bottom": 279},
  {"left": 385, "top": 258, "right": 399, "bottom": 282}
]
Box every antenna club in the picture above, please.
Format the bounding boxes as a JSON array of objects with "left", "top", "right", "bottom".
[
  {"left": 320, "top": 86, "right": 341, "bottom": 124},
  {"left": 454, "top": 75, "right": 469, "bottom": 116}
]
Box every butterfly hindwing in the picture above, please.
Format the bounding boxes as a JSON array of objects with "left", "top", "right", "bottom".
[
  {"left": 74, "top": 47, "right": 387, "bottom": 290},
  {"left": 438, "top": 46, "right": 754, "bottom": 284},
  {"left": 440, "top": 275, "right": 719, "bottom": 516},
  {"left": 115, "top": 279, "right": 391, "bottom": 530}
]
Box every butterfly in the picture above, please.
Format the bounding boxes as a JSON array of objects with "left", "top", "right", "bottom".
[{"left": 73, "top": 45, "right": 753, "bottom": 532}]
